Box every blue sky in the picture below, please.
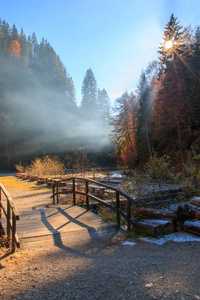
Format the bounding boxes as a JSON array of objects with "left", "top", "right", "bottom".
[{"left": 1, "top": 0, "right": 200, "bottom": 104}]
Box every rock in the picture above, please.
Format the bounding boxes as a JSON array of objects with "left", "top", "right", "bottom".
[{"left": 145, "top": 283, "right": 153, "bottom": 288}]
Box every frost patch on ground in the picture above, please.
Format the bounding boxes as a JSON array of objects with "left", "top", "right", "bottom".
[
  {"left": 140, "top": 232, "right": 200, "bottom": 245},
  {"left": 110, "top": 170, "right": 123, "bottom": 178},
  {"left": 122, "top": 241, "right": 136, "bottom": 246}
]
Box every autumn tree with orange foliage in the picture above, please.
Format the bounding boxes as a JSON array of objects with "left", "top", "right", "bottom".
[
  {"left": 111, "top": 91, "right": 138, "bottom": 168},
  {"left": 7, "top": 40, "right": 21, "bottom": 57},
  {"left": 152, "top": 14, "right": 193, "bottom": 158},
  {"left": 153, "top": 62, "right": 192, "bottom": 157}
]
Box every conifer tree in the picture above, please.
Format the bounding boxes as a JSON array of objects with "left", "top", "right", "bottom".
[
  {"left": 136, "top": 71, "right": 152, "bottom": 160},
  {"left": 80, "top": 68, "right": 98, "bottom": 118},
  {"left": 153, "top": 15, "right": 193, "bottom": 157},
  {"left": 0, "top": 20, "right": 11, "bottom": 52},
  {"left": 11, "top": 24, "right": 19, "bottom": 41},
  {"left": 31, "top": 32, "right": 38, "bottom": 58},
  {"left": 97, "top": 88, "right": 110, "bottom": 122},
  {"left": 19, "top": 28, "right": 29, "bottom": 66},
  {"left": 158, "top": 14, "right": 187, "bottom": 68}
]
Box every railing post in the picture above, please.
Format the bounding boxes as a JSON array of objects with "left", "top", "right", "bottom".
[
  {"left": 7, "top": 199, "right": 11, "bottom": 237},
  {"left": 12, "top": 212, "right": 16, "bottom": 253},
  {"left": 53, "top": 184, "right": 55, "bottom": 205},
  {"left": 0, "top": 186, "right": 1, "bottom": 222},
  {"left": 73, "top": 178, "right": 76, "bottom": 205},
  {"left": 56, "top": 182, "right": 59, "bottom": 204},
  {"left": 85, "top": 180, "right": 89, "bottom": 211},
  {"left": 116, "top": 191, "right": 120, "bottom": 227},
  {"left": 127, "top": 198, "right": 131, "bottom": 231}
]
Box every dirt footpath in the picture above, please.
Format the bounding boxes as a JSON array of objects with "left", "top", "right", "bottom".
[
  {"left": 1, "top": 236, "right": 200, "bottom": 300},
  {"left": 0, "top": 176, "right": 200, "bottom": 300}
]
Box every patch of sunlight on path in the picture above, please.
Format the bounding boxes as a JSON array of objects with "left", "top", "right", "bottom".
[{"left": 0, "top": 175, "right": 50, "bottom": 194}]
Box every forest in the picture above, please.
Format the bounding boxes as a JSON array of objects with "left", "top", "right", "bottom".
[
  {"left": 0, "top": 18, "right": 111, "bottom": 169},
  {"left": 112, "top": 14, "right": 200, "bottom": 168},
  {"left": 0, "top": 14, "right": 200, "bottom": 170}
]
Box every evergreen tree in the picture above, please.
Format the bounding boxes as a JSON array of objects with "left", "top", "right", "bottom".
[
  {"left": 11, "top": 23, "right": 19, "bottom": 41},
  {"left": 153, "top": 15, "right": 194, "bottom": 157},
  {"left": 187, "top": 26, "right": 200, "bottom": 142},
  {"left": 32, "top": 32, "right": 38, "bottom": 58},
  {"left": 97, "top": 88, "right": 110, "bottom": 122},
  {"left": 158, "top": 14, "right": 187, "bottom": 68},
  {"left": 0, "top": 20, "right": 11, "bottom": 53},
  {"left": 19, "top": 28, "right": 29, "bottom": 66},
  {"left": 136, "top": 71, "right": 152, "bottom": 161},
  {"left": 80, "top": 68, "right": 98, "bottom": 118},
  {"left": 0, "top": 19, "right": 80, "bottom": 168}
]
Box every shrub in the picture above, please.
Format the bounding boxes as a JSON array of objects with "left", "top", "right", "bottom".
[
  {"left": 121, "top": 169, "right": 149, "bottom": 200},
  {"left": 24, "top": 155, "right": 65, "bottom": 177},
  {"left": 176, "top": 148, "right": 200, "bottom": 197},
  {"left": 145, "top": 151, "right": 172, "bottom": 190},
  {"left": 15, "top": 162, "right": 25, "bottom": 173},
  {"left": 70, "top": 146, "right": 89, "bottom": 177}
]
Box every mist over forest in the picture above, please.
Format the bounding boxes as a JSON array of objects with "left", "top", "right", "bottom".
[
  {"left": 0, "top": 20, "right": 112, "bottom": 169},
  {"left": 1, "top": 14, "right": 200, "bottom": 170}
]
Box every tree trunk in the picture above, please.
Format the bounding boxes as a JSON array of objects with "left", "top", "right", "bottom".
[
  {"left": 142, "top": 219, "right": 175, "bottom": 235},
  {"left": 145, "top": 121, "right": 152, "bottom": 157},
  {"left": 183, "top": 220, "right": 200, "bottom": 236},
  {"left": 133, "top": 207, "right": 177, "bottom": 223},
  {"left": 182, "top": 203, "right": 200, "bottom": 220},
  {"left": 132, "top": 219, "right": 163, "bottom": 238},
  {"left": 190, "top": 198, "right": 200, "bottom": 207}
]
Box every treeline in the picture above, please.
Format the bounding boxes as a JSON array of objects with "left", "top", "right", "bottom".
[
  {"left": 112, "top": 14, "right": 200, "bottom": 168},
  {"left": 0, "top": 19, "right": 111, "bottom": 169}
]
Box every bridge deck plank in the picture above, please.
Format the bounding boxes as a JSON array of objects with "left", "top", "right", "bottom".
[{"left": 17, "top": 205, "right": 118, "bottom": 247}]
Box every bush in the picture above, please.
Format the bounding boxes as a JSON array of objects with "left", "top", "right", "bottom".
[
  {"left": 176, "top": 148, "right": 200, "bottom": 197},
  {"left": 66, "top": 146, "right": 89, "bottom": 177},
  {"left": 145, "top": 151, "right": 173, "bottom": 189},
  {"left": 23, "top": 155, "right": 65, "bottom": 177},
  {"left": 121, "top": 169, "right": 149, "bottom": 200},
  {"left": 15, "top": 162, "right": 25, "bottom": 173}
]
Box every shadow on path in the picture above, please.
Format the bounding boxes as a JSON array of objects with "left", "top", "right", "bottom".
[{"left": 37, "top": 206, "right": 118, "bottom": 257}]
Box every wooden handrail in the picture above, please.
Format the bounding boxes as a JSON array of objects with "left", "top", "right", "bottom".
[
  {"left": 51, "top": 177, "right": 138, "bottom": 231},
  {"left": 0, "top": 183, "right": 20, "bottom": 252}
]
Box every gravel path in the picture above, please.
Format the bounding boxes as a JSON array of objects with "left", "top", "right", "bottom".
[{"left": 0, "top": 176, "right": 200, "bottom": 300}]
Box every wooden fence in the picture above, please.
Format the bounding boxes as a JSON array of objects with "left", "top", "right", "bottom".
[
  {"left": 51, "top": 177, "right": 138, "bottom": 231},
  {"left": 0, "top": 183, "right": 20, "bottom": 252}
]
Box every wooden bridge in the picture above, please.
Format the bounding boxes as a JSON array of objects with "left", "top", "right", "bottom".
[
  {"left": 0, "top": 183, "right": 20, "bottom": 252},
  {"left": 0, "top": 176, "right": 139, "bottom": 251},
  {"left": 1, "top": 175, "right": 185, "bottom": 252}
]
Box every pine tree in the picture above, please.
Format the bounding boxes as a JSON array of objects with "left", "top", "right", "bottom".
[
  {"left": 136, "top": 71, "right": 152, "bottom": 161},
  {"left": 153, "top": 61, "right": 191, "bottom": 156},
  {"left": 158, "top": 14, "right": 187, "bottom": 68},
  {"left": 153, "top": 14, "right": 194, "bottom": 157},
  {"left": 0, "top": 20, "right": 11, "bottom": 52},
  {"left": 80, "top": 68, "right": 98, "bottom": 118},
  {"left": 11, "top": 24, "right": 19, "bottom": 41},
  {"left": 97, "top": 88, "right": 110, "bottom": 122},
  {"left": 19, "top": 28, "right": 29, "bottom": 66},
  {"left": 32, "top": 32, "right": 38, "bottom": 58},
  {"left": 187, "top": 26, "right": 200, "bottom": 141}
]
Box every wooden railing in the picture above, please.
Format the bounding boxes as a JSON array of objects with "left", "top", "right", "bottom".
[
  {"left": 0, "top": 183, "right": 20, "bottom": 252},
  {"left": 51, "top": 177, "right": 138, "bottom": 231}
]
